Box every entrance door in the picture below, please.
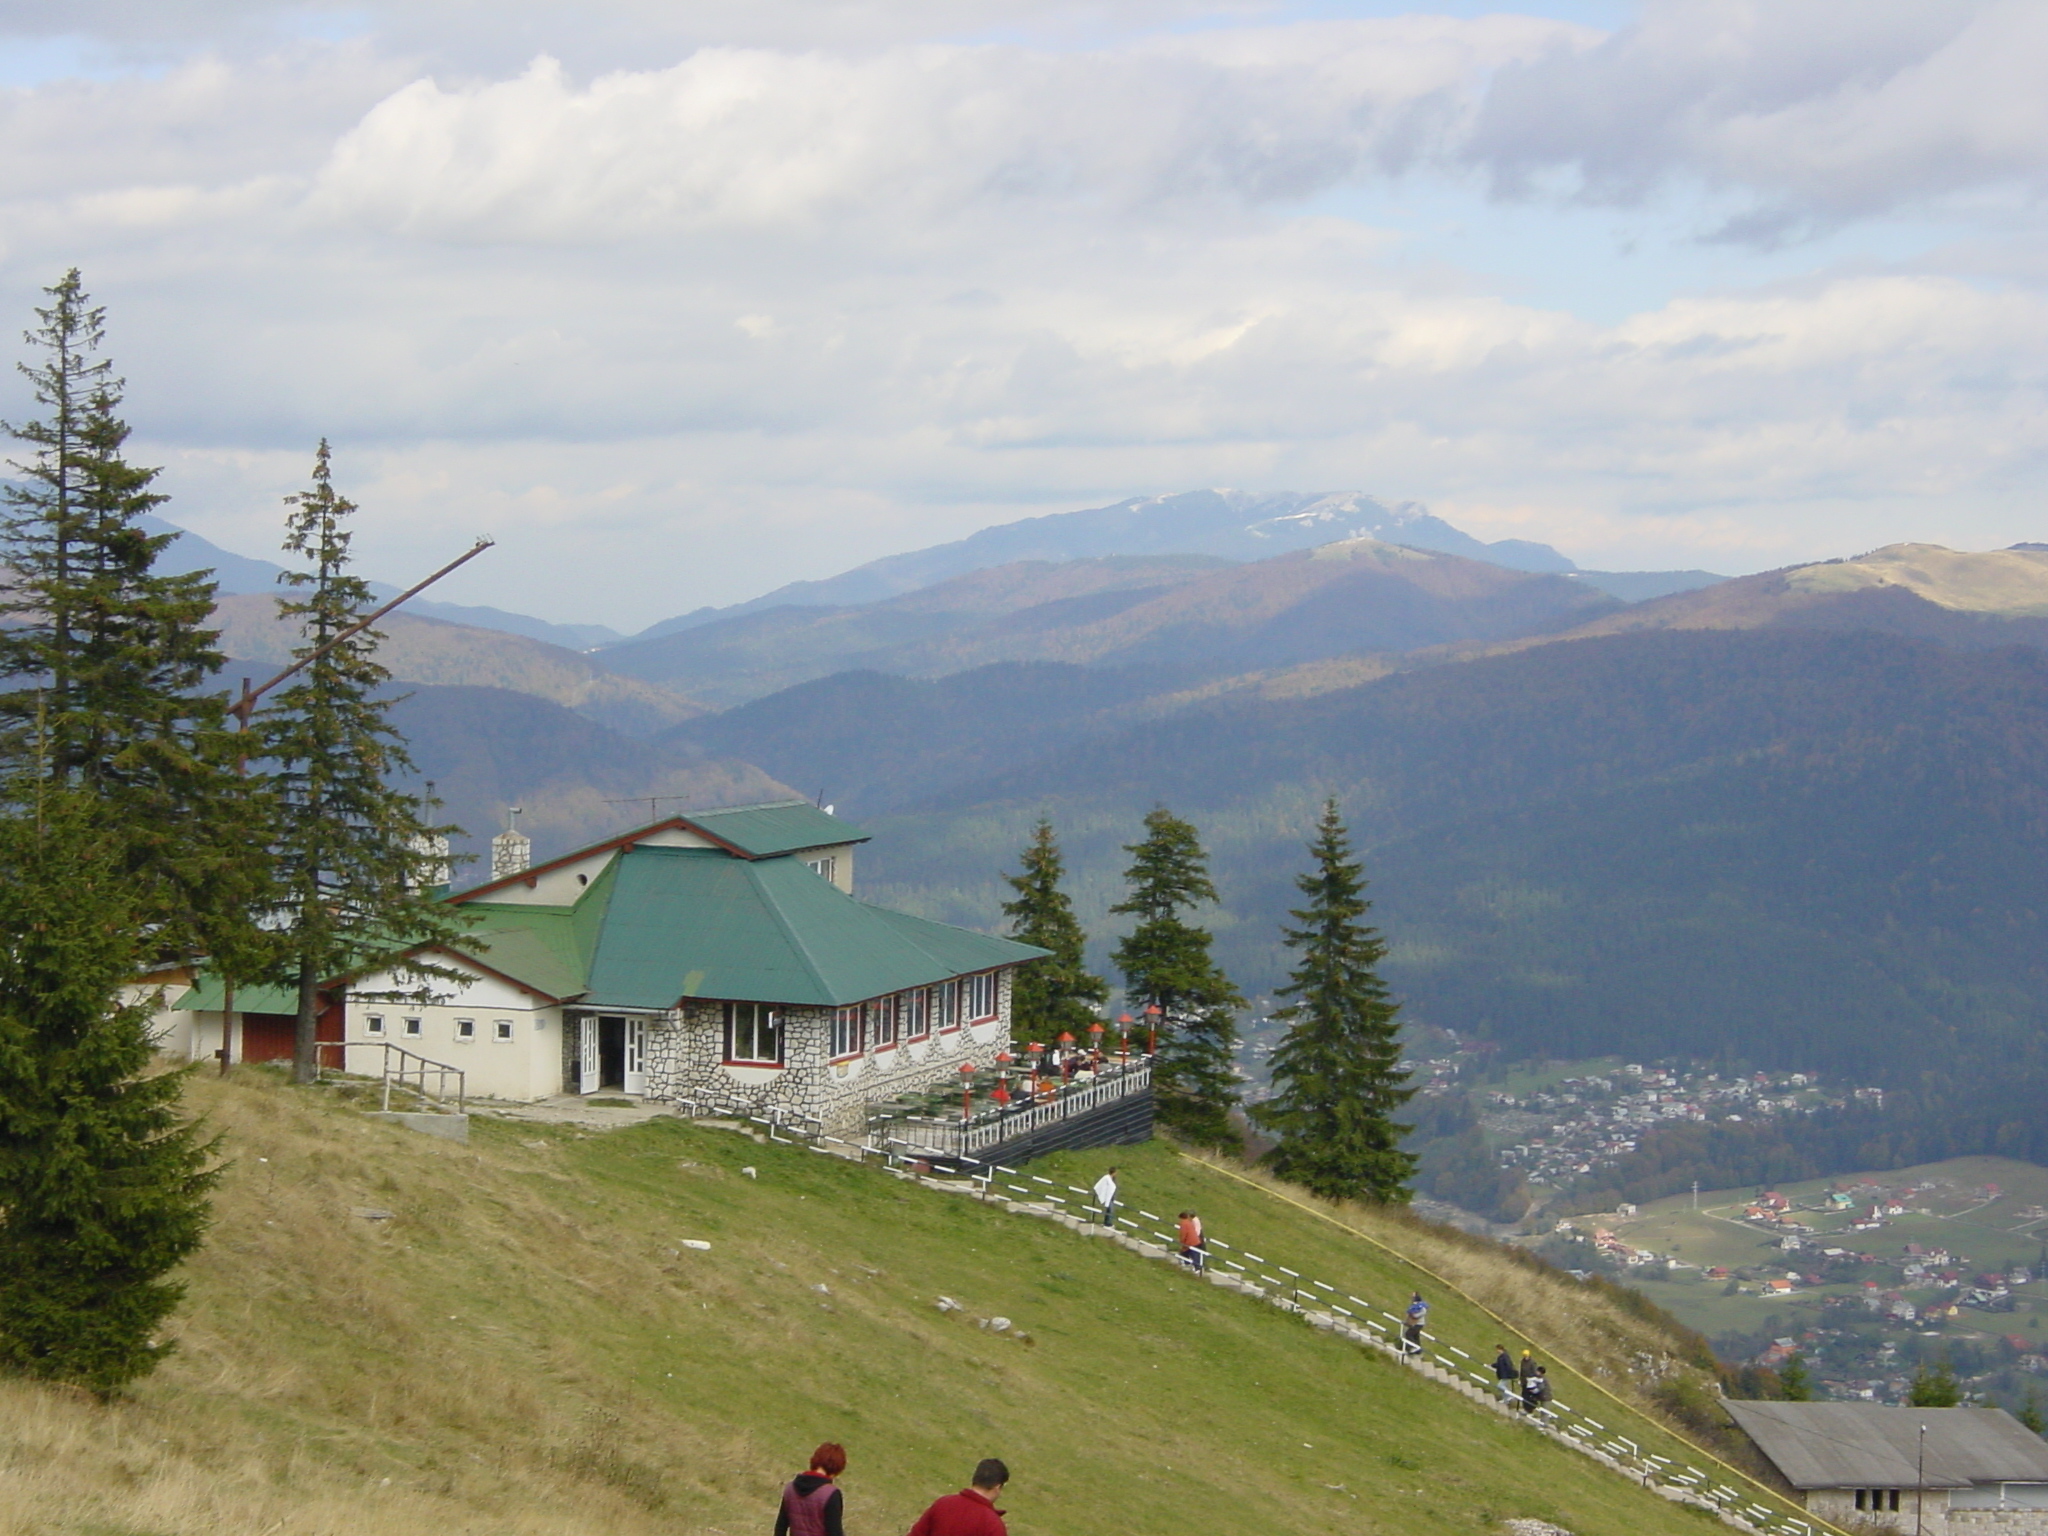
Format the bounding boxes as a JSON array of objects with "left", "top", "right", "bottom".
[
  {"left": 578, "top": 1015, "right": 600, "bottom": 1094},
  {"left": 623, "top": 1019, "right": 647, "bottom": 1096}
]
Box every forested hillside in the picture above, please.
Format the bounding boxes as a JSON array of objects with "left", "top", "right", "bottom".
[{"left": 850, "top": 629, "right": 2048, "bottom": 1159}]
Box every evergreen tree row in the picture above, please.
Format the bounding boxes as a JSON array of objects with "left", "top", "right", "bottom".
[
  {"left": 0, "top": 271, "right": 460, "bottom": 1395},
  {"left": 1001, "top": 798, "right": 1417, "bottom": 1203}
]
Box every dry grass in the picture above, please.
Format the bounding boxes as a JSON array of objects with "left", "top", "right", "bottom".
[{"left": 2, "top": 1070, "right": 1743, "bottom": 1536}]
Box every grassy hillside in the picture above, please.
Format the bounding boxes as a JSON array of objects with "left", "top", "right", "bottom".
[{"left": 1, "top": 1071, "right": 1756, "bottom": 1536}]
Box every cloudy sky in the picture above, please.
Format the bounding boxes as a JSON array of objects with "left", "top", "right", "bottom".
[{"left": 3, "top": 1, "right": 2044, "bottom": 629}]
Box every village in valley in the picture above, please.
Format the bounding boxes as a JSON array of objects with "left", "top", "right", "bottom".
[{"left": 1537, "top": 1157, "right": 2048, "bottom": 1407}]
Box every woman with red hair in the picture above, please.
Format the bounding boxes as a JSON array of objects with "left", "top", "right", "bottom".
[{"left": 774, "top": 1443, "right": 848, "bottom": 1536}]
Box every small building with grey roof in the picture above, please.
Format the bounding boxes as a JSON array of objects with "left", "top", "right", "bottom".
[{"left": 1725, "top": 1399, "right": 2048, "bottom": 1535}]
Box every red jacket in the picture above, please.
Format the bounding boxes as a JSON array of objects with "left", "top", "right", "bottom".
[{"left": 906, "top": 1487, "right": 1006, "bottom": 1536}]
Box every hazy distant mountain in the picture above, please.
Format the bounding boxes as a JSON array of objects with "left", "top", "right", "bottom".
[
  {"left": 1553, "top": 541, "right": 2048, "bottom": 643},
  {"left": 631, "top": 490, "right": 1604, "bottom": 640},
  {"left": 383, "top": 684, "right": 792, "bottom": 870},
  {"left": 142, "top": 515, "right": 625, "bottom": 650},
  {"left": 609, "top": 539, "right": 1618, "bottom": 705},
  {"left": 212, "top": 593, "right": 705, "bottom": 736}
]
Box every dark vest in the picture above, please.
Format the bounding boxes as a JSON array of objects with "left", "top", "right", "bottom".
[{"left": 781, "top": 1479, "right": 837, "bottom": 1536}]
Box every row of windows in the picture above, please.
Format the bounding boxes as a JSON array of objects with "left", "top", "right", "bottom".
[
  {"left": 723, "top": 974, "right": 1003, "bottom": 1065},
  {"left": 1853, "top": 1491, "right": 1903, "bottom": 1513},
  {"left": 365, "top": 1014, "right": 517, "bottom": 1043}
]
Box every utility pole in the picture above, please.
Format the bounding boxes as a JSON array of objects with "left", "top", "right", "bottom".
[
  {"left": 1915, "top": 1421, "right": 1926, "bottom": 1536},
  {"left": 216, "top": 536, "right": 494, "bottom": 1075},
  {"left": 1693, "top": 1180, "right": 1700, "bottom": 1210}
]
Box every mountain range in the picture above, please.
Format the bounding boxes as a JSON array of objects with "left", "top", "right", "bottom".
[
  {"left": 630, "top": 488, "right": 1723, "bottom": 639},
  {"left": 604, "top": 537, "right": 1622, "bottom": 705},
  {"left": 143, "top": 492, "right": 2048, "bottom": 1173}
]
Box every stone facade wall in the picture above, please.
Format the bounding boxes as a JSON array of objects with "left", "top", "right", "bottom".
[
  {"left": 637, "top": 968, "right": 1018, "bottom": 1132},
  {"left": 1806, "top": 1490, "right": 2048, "bottom": 1536}
]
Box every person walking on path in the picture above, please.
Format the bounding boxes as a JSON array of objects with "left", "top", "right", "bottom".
[
  {"left": 906, "top": 1458, "right": 1009, "bottom": 1536},
  {"left": 1177, "top": 1210, "right": 1207, "bottom": 1273},
  {"left": 1518, "top": 1349, "right": 1537, "bottom": 1399},
  {"left": 1492, "top": 1344, "right": 1520, "bottom": 1404},
  {"left": 1522, "top": 1364, "right": 1551, "bottom": 1416},
  {"left": 1402, "top": 1292, "right": 1428, "bottom": 1356},
  {"left": 775, "top": 1443, "right": 848, "bottom": 1536},
  {"left": 1094, "top": 1167, "right": 1119, "bottom": 1228}
]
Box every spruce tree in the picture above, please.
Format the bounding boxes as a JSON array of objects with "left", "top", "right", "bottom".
[
  {"left": 1111, "top": 807, "right": 1243, "bottom": 1149},
  {"left": 1250, "top": 800, "right": 1417, "bottom": 1202},
  {"left": 0, "top": 269, "right": 268, "bottom": 967},
  {"left": 1778, "top": 1353, "right": 1813, "bottom": 1402},
  {"left": 1908, "top": 1359, "right": 1962, "bottom": 1408},
  {"left": 257, "top": 442, "right": 469, "bottom": 1084},
  {"left": 1000, "top": 819, "right": 1108, "bottom": 1044},
  {"left": 0, "top": 786, "right": 220, "bottom": 1397}
]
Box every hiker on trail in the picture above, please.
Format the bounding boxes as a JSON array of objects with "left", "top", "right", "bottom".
[
  {"left": 1177, "top": 1210, "right": 1207, "bottom": 1273},
  {"left": 1518, "top": 1349, "right": 1536, "bottom": 1394},
  {"left": 906, "top": 1457, "right": 1009, "bottom": 1536},
  {"left": 1094, "top": 1167, "right": 1119, "bottom": 1228},
  {"left": 1492, "top": 1344, "right": 1520, "bottom": 1404},
  {"left": 1402, "top": 1292, "right": 1427, "bottom": 1355},
  {"left": 775, "top": 1443, "right": 848, "bottom": 1536},
  {"left": 1523, "top": 1365, "right": 1550, "bottom": 1415}
]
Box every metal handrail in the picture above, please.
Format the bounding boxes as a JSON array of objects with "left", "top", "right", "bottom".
[
  {"left": 884, "top": 1062, "right": 1152, "bottom": 1160},
  {"left": 375, "top": 1042, "right": 466, "bottom": 1114}
]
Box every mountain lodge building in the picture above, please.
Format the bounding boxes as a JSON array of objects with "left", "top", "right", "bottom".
[{"left": 159, "top": 802, "right": 1046, "bottom": 1129}]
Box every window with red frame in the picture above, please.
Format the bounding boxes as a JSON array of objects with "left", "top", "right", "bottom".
[
  {"left": 866, "top": 995, "right": 897, "bottom": 1047},
  {"left": 830, "top": 1006, "right": 863, "bottom": 1059}
]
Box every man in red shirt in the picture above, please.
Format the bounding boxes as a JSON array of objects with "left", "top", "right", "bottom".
[{"left": 906, "top": 1458, "right": 1008, "bottom": 1536}]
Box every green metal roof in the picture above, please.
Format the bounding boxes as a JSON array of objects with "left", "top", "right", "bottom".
[
  {"left": 684, "top": 800, "right": 868, "bottom": 858},
  {"left": 168, "top": 978, "right": 302, "bottom": 1014},
  {"left": 574, "top": 845, "right": 1043, "bottom": 1009},
  {"left": 453, "top": 853, "right": 619, "bottom": 1000}
]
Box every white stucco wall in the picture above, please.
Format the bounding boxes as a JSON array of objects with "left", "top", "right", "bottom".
[{"left": 343, "top": 957, "right": 564, "bottom": 1101}]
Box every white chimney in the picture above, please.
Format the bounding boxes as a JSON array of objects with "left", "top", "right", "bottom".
[
  {"left": 491, "top": 829, "right": 531, "bottom": 880},
  {"left": 491, "top": 806, "right": 530, "bottom": 879}
]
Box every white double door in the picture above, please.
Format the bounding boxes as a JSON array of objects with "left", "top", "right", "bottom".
[{"left": 576, "top": 1015, "right": 647, "bottom": 1096}]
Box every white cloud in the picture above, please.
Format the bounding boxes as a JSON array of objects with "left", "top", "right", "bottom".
[{"left": 1, "top": 4, "right": 2046, "bottom": 628}]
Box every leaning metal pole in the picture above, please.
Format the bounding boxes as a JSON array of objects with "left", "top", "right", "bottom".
[{"left": 215, "top": 537, "right": 495, "bottom": 1077}]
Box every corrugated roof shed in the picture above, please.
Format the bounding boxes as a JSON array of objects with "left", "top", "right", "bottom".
[{"left": 1726, "top": 1401, "right": 2048, "bottom": 1490}]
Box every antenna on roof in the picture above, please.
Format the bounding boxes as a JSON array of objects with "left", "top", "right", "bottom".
[{"left": 603, "top": 794, "right": 693, "bottom": 823}]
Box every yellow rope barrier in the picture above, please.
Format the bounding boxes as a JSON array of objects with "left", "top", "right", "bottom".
[{"left": 1183, "top": 1154, "right": 1851, "bottom": 1536}]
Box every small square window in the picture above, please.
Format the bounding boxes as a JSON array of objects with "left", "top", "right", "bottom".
[
  {"left": 493, "top": 1018, "right": 515, "bottom": 1042},
  {"left": 403, "top": 1017, "right": 422, "bottom": 1038},
  {"left": 455, "top": 1018, "right": 476, "bottom": 1042},
  {"left": 366, "top": 1014, "right": 386, "bottom": 1036}
]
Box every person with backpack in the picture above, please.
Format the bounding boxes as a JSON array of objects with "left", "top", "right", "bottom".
[
  {"left": 775, "top": 1443, "right": 848, "bottom": 1536},
  {"left": 906, "top": 1457, "right": 1009, "bottom": 1536},
  {"left": 1492, "top": 1343, "right": 1520, "bottom": 1404},
  {"left": 1523, "top": 1364, "right": 1551, "bottom": 1415},
  {"left": 1176, "top": 1210, "right": 1207, "bottom": 1273},
  {"left": 1402, "top": 1292, "right": 1428, "bottom": 1355}
]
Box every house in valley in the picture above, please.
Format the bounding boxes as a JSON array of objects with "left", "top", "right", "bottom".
[
  {"left": 158, "top": 803, "right": 1047, "bottom": 1129},
  {"left": 1726, "top": 1400, "right": 2048, "bottom": 1535}
]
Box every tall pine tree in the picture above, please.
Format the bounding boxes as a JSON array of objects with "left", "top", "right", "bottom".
[
  {"left": 1111, "top": 807, "right": 1243, "bottom": 1149},
  {"left": 257, "top": 442, "right": 470, "bottom": 1084},
  {"left": 1250, "top": 800, "right": 1416, "bottom": 1203},
  {"left": 0, "top": 269, "right": 268, "bottom": 968},
  {"left": 1001, "top": 819, "right": 1107, "bottom": 1044},
  {"left": 0, "top": 785, "right": 221, "bottom": 1398}
]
